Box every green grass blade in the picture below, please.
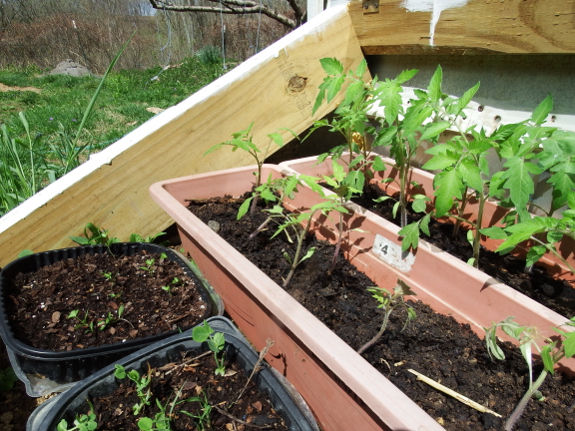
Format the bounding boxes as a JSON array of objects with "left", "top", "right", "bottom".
[{"left": 67, "top": 31, "right": 136, "bottom": 173}]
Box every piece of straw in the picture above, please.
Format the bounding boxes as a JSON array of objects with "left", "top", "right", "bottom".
[{"left": 408, "top": 368, "right": 502, "bottom": 417}]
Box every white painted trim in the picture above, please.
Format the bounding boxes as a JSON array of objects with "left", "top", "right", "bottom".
[
  {"left": 326, "top": 0, "right": 349, "bottom": 9},
  {"left": 370, "top": 87, "right": 575, "bottom": 134},
  {"left": 401, "top": 0, "right": 471, "bottom": 46},
  {"left": 0, "top": 5, "right": 348, "bottom": 235},
  {"left": 307, "top": 0, "right": 325, "bottom": 20}
]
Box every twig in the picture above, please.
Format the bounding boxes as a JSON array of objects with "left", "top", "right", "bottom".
[
  {"left": 212, "top": 405, "right": 273, "bottom": 429},
  {"left": 166, "top": 312, "right": 192, "bottom": 325},
  {"left": 165, "top": 351, "right": 211, "bottom": 375},
  {"left": 118, "top": 318, "right": 134, "bottom": 328},
  {"left": 249, "top": 217, "right": 271, "bottom": 239},
  {"left": 233, "top": 339, "right": 274, "bottom": 405},
  {"left": 407, "top": 369, "right": 502, "bottom": 417}
]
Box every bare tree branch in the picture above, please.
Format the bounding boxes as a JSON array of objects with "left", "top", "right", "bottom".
[{"left": 148, "top": 0, "right": 304, "bottom": 29}]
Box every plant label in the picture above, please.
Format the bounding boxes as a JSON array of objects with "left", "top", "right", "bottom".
[{"left": 372, "top": 234, "right": 415, "bottom": 274}]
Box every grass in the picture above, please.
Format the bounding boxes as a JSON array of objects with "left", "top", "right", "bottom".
[
  {"left": 0, "top": 57, "right": 222, "bottom": 143},
  {"left": 0, "top": 56, "right": 225, "bottom": 216}
]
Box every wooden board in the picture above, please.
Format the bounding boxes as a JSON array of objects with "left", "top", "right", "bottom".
[
  {"left": 0, "top": 6, "right": 367, "bottom": 267},
  {"left": 348, "top": 0, "right": 575, "bottom": 54}
]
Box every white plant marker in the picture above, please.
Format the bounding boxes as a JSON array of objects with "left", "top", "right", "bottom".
[
  {"left": 401, "top": 0, "right": 470, "bottom": 46},
  {"left": 372, "top": 234, "right": 415, "bottom": 274}
]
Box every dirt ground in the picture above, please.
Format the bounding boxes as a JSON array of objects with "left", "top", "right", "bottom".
[{"left": 0, "top": 83, "right": 41, "bottom": 93}]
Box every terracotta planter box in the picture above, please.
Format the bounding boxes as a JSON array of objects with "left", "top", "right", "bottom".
[
  {"left": 150, "top": 165, "right": 443, "bottom": 431},
  {"left": 280, "top": 154, "right": 575, "bottom": 286},
  {"left": 150, "top": 164, "right": 574, "bottom": 431}
]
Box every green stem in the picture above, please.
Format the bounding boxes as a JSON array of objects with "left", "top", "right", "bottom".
[
  {"left": 505, "top": 370, "right": 548, "bottom": 431},
  {"left": 357, "top": 306, "right": 394, "bottom": 355},
  {"left": 399, "top": 135, "right": 415, "bottom": 229},
  {"left": 449, "top": 214, "right": 477, "bottom": 230},
  {"left": 453, "top": 186, "right": 469, "bottom": 237},
  {"left": 283, "top": 209, "right": 318, "bottom": 288},
  {"left": 399, "top": 164, "right": 408, "bottom": 228},
  {"left": 329, "top": 210, "right": 344, "bottom": 273},
  {"left": 472, "top": 190, "right": 487, "bottom": 268},
  {"left": 249, "top": 161, "right": 263, "bottom": 215},
  {"left": 348, "top": 133, "right": 353, "bottom": 166},
  {"left": 531, "top": 236, "right": 575, "bottom": 275},
  {"left": 283, "top": 223, "right": 308, "bottom": 288}
]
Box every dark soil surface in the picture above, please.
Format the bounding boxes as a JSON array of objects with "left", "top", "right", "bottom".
[
  {"left": 5, "top": 250, "right": 209, "bottom": 351},
  {"left": 187, "top": 195, "right": 575, "bottom": 431},
  {"left": 67, "top": 350, "right": 289, "bottom": 431},
  {"left": 352, "top": 183, "right": 575, "bottom": 319}
]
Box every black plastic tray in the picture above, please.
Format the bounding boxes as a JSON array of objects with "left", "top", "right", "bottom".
[
  {"left": 0, "top": 243, "right": 222, "bottom": 395},
  {"left": 28, "top": 316, "right": 319, "bottom": 431}
]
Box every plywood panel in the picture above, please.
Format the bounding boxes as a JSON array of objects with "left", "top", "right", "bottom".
[
  {"left": 349, "top": 0, "right": 575, "bottom": 54},
  {"left": 0, "top": 6, "right": 367, "bottom": 267}
]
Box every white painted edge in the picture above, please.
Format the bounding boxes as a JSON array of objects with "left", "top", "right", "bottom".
[
  {"left": 400, "top": 0, "right": 471, "bottom": 46},
  {"left": 369, "top": 86, "right": 575, "bottom": 134},
  {"left": 308, "top": 0, "right": 325, "bottom": 20},
  {"left": 0, "top": 5, "right": 348, "bottom": 235}
]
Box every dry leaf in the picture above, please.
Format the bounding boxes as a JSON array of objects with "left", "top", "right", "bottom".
[
  {"left": 158, "top": 363, "right": 176, "bottom": 371},
  {"left": 182, "top": 381, "right": 198, "bottom": 391},
  {"left": 146, "top": 107, "right": 164, "bottom": 114}
]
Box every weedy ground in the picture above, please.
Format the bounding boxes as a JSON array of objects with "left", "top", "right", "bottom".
[
  {"left": 0, "top": 56, "right": 225, "bottom": 216},
  {"left": 0, "top": 57, "right": 222, "bottom": 147}
]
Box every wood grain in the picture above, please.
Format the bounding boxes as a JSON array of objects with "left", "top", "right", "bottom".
[{"left": 349, "top": 0, "right": 575, "bottom": 54}]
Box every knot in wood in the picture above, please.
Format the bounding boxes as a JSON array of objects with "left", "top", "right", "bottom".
[{"left": 287, "top": 75, "right": 307, "bottom": 93}]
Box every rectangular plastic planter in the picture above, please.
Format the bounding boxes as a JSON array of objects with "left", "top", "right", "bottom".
[
  {"left": 151, "top": 163, "right": 575, "bottom": 430},
  {"left": 150, "top": 164, "right": 445, "bottom": 431},
  {"left": 0, "top": 242, "right": 221, "bottom": 396},
  {"left": 28, "top": 316, "right": 319, "bottom": 431}
]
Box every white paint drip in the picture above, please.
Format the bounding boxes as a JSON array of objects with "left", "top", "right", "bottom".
[{"left": 401, "top": 0, "right": 469, "bottom": 46}]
